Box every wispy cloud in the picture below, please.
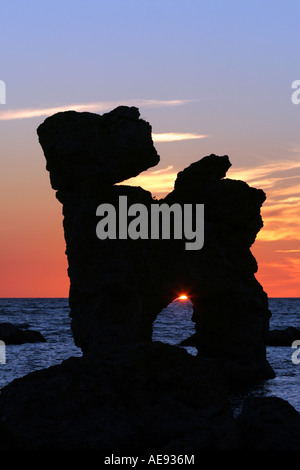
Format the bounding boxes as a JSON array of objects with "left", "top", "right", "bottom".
[
  {"left": 123, "top": 156, "right": 300, "bottom": 211},
  {"left": 148, "top": 165, "right": 174, "bottom": 175},
  {"left": 152, "top": 132, "right": 209, "bottom": 142},
  {"left": 238, "top": 160, "right": 300, "bottom": 243},
  {"left": 0, "top": 99, "right": 190, "bottom": 121},
  {"left": 232, "top": 157, "right": 300, "bottom": 294},
  {"left": 227, "top": 159, "right": 300, "bottom": 188},
  {"left": 275, "top": 248, "right": 300, "bottom": 253}
]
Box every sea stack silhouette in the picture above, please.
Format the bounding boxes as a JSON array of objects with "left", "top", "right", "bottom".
[
  {"left": 1, "top": 105, "right": 300, "bottom": 451},
  {"left": 36, "top": 105, "right": 273, "bottom": 383}
]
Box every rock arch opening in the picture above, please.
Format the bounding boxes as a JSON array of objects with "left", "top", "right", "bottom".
[{"left": 152, "top": 296, "right": 197, "bottom": 356}]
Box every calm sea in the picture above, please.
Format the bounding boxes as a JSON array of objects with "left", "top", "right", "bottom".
[{"left": 0, "top": 297, "right": 299, "bottom": 414}]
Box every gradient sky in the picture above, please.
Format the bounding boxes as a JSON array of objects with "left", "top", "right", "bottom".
[{"left": 1, "top": 0, "right": 299, "bottom": 297}]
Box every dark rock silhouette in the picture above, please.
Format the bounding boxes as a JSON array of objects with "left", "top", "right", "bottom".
[
  {"left": 164, "top": 156, "right": 274, "bottom": 384},
  {"left": 0, "top": 344, "right": 237, "bottom": 450},
  {"left": 265, "top": 326, "right": 300, "bottom": 346},
  {"left": 0, "top": 322, "right": 46, "bottom": 344},
  {"left": 37, "top": 106, "right": 159, "bottom": 190},
  {"left": 36, "top": 106, "right": 274, "bottom": 384},
  {"left": 1, "top": 105, "right": 295, "bottom": 451},
  {"left": 236, "top": 396, "right": 300, "bottom": 450}
]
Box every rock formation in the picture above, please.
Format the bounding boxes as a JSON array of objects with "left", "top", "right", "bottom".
[
  {"left": 0, "top": 105, "right": 290, "bottom": 451},
  {"left": 236, "top": 396, "right": 300, "bottom": 450},
  {"left": 0, "top": 345, "right": 236, "bottom": 450},
  {"left": 36, "top": 105, "right": 274, "bottom": 384},
  {"left": 164, "top": 156, "right": 274, "bottom": 384}
]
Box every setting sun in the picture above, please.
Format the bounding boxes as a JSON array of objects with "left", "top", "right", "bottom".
[{"left": 178, "top": 294, "right": 188, "bottom": 300}]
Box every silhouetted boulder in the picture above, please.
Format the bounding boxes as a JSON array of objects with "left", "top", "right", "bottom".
[
  {"left": 265, "top": 327, "right": 300, "bottom": 346},
  {"left": 0, "top": 322, "right": 46, "bottom": 344},
  {"left": 236, "top": 397, "right": 300, "bottom": 450}
]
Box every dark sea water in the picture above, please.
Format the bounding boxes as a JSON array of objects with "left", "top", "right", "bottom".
[{"left": 0, "top": 297, "right": 299, "bottom": 414}]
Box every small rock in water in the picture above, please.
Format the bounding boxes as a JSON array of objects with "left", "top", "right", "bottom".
[
  {"left": 0, "top": 322, "right": 46, "bottom": 345},
  {"left": 265, "top": 326, "right": 300, "bottom": 346}
]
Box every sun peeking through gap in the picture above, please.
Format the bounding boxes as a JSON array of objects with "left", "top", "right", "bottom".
[{"left": 178, "top": 294, "right": 188, "bottom": 300}]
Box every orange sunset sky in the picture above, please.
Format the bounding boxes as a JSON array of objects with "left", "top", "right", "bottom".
[{"left": 0, "top": 0, "right": 299, "bottom": 298}]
